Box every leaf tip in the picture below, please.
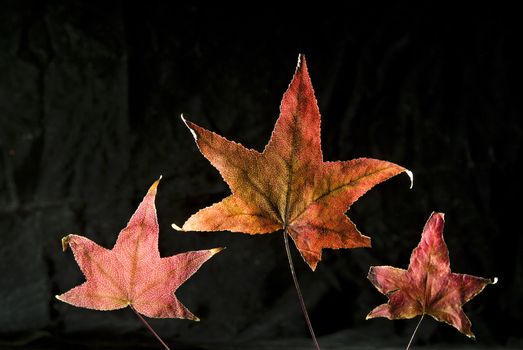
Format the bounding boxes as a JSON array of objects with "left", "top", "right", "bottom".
[
  {"left": 181, "top": 113, "right": 198, "bottom": 141},
  {"left": 492, "top": 277, "right": 499, "bottom": 285},
  {"left": 295, "top": 53, "right": 309, "bottom": 76},
  {"left": 431, "top": 211, "right": 445, "bottom": 222},
  {"left": 297, "top": 53, "right": 306, "bottom": 66},
  {"left": 61, "top": 235, "right": 71, "bottom": 252},
  {"left": 306, "top": 258, "right": 320, "bottom": 271},
  {"left": 405, "top": 169, "right": 414, "bottom": 189},
  {"left": 171, "top": 223, "right": 184, "bottom": 231},
  {"left": 148, "top": 176, "right": 162, "bottom": 195},
  {"left": 211, "top": 247, "right": 225, "bottom": 255}
]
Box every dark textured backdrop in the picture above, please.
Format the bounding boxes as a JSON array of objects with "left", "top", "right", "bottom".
[{"left": 1, "top": 1, "right": 521, "bottom": 349}]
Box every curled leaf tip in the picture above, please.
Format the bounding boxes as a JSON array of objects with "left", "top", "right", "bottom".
[
  {"left": 61, "top": 235, "right": 71, "bottom": 252},
  {"left": 405, "top": 169, "right": 414, "bottom": 189},
  {"left": 171, "top": 223, "right": 184, "bottom": 231},
  {"left": 148, "top": 177, "right": 161, "bottom": 194},
  {"left": 181, "top": 114, "right": 198, "bottom": 141},
  {"left": 492, "top": 277, "right": 499, "bottom": 284}
]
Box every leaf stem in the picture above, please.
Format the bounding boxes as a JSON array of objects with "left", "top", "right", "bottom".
[
  {"left": 130, "top": 305, "right": 171, "bottom": 350},
  {"left": 405, "top": 314, "right": 424, "bottom": 350},
  {"left": 283, "top": 229, "right": 321, "bottom": 350}
]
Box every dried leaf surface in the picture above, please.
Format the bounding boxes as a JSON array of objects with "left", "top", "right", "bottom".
[
  {"left": 367, "top": 212, "right": 496, "bottom": 338},
  {"left": 58, "top": 178, "right": 222, "bottom": 320},
  {"left": 179, "top": 55, "right": 412, "bottom": 270}
]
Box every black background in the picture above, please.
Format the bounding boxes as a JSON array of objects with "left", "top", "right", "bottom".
[{"left": 1, "top": 1, "right": 521, "bottom": 349}]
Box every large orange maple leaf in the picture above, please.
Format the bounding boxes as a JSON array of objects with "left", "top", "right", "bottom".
[
  {"left": 367, "top": 212, "right": 496, "bottom": 338},
  {"left": 57, "top": 178, "right": 222, "bottom": 320},
  {"left": 177, "top": 55, "right": 412, "bottom": 270}
]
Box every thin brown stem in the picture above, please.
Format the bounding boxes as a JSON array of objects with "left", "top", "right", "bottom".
[
  {"left": 405, "top": 314, "right": 424, "bottom": 350},
  {"left": 283, "top": 229, "right": 321, "bottom": 350},
  {"left": 130, "top": 305, "right": 171, "bottom": 350}
]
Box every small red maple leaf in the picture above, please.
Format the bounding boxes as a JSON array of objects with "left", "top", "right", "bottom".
[
  {"left": 367, "top": 212, "right": 497, "bottom": 338},
  {"left": 57, "top": 178, "right": 222, "bottom": 320},
  {"left": 176, "top": 54, "right": 412, "bottom": 271}
]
